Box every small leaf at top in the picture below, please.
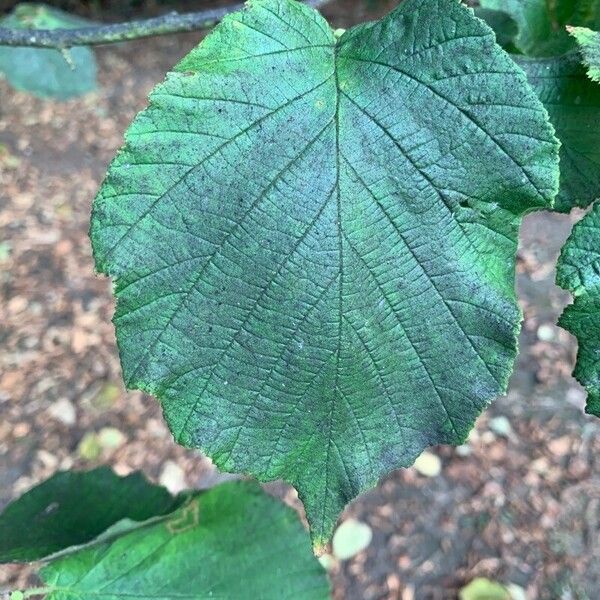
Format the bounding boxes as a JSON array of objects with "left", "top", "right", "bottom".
[
  {"left": 557, "top": 201, "right": 600, "bottom": 417},
  {"left": 0, "top": 466, "right": 183, "bottom": 562},
  {"left": 0, "top": 3, "right": 97, "bottom": 100},
  {"left": 569, "top": 25, "right": 600, "bottom": 82},
  {"left": 516, "top": 53, "right": 600, "bottom": 212},
  {"left": 91, "top": 0, "right": 559, "bottom": 546}
]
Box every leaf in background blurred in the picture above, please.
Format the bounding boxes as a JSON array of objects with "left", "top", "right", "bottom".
[
  {"left": 473, "top": 7, "right": 519, "bottom": 52},
  {"left": 0, "top": 466, "right": 183, "bottom": 562},
  {"left": 459, "top": 577, "right": 510, "bottom": 600},
  {"left": 476, "top": 3, "right": 600, "bottom": 212},
  {"left": 569, "top": 25, "right": 600, "bottom": 82},
  {"left": 480, "top": 0, "right": 600, "bottom": 56},
  {"left": 516, "top": 52, "right": 600, "bottom": 212},
  {"left": 1, "top": 471, "right": 329, "bottom": 600},
  {"left": 556, "top": 201, "right": 600, "bottom": 418},
  {"left": 0, "top": 3, "right": 97, "bottom": 99}
]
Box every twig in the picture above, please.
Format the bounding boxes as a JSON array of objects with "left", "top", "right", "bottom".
[{"left": 0, "top": 0, "right": 329, "bottom": 49}]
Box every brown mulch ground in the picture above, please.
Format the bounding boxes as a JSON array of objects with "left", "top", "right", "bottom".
[{"left": 1, "top": 1, "right": 599, "bottom": 598}]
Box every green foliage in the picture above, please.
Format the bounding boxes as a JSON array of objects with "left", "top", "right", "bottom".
[
  {"left": 516, "top": 53, "right": 600, "bottom": 212},
  {"left": 1, "top": 472, "right": 328, "bottom": 599},
  {"left": 0, "top": 466, "right": 183, "bottom": 562},
  {"left": 482, "top": 4, "right": 600, "bottom": 372},
  {"left": 569, "top": 25, "right": 600, "bottom": 82},
  {"left": 477, "top": 2, "right": 600, "bottom": 212},
  {"left": 557, "top": 201, "right": 600, "bottom": 418},
  {"left": 0, "top": 3, "right": 97, "bottom": 99},
  {"left": 479, "top": 0, "right": 600, "bottom": 56},
  {"left": 90, "top": 0, "right": 559, "bottom": 546}
]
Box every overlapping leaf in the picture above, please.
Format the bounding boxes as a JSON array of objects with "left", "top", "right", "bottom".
[
  {"left": 517, "top": 53, "right": 600, "bottom": 212},
  {"left": 91, "top": 0, "right": 559, "bottom": 546},
  {"left": 2, "top": 472, "right": 328, "bottom": 599},
  {"left": 0, "top": 467, "right": 183, "bottom": 562},
  {"left": 557, "top": 202, "right": 600, "bottom": 417},
  {"left": 0, "top": 3, "right": 97, "bottom": 99}
]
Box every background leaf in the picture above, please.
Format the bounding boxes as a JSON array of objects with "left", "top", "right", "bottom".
[
  {"left": 91, "top": 0, "right": 559, "bottom": 546},
  {"left": 473, "top": 8, "right": 519, "bottom": 52},
  {"left": 516, "top": 53, "right": 600, "bottom": 212},
  {"left": 569, "top": 25, "right": 600, "bottom": 82},
  {"left": 0, "top": 3, "right": 97, "bottom": 99},
  {"left": 0, "top": 466, "right": 183, "bottom": 562},
  {"left": 480, "top": 0, "right": 600, "bottom": 56},
  {"left": 556, "top": 201, "right": 600, "bottom": 417},
  {"left": 36, "top": 479, "right": 328, "bottom": 600},
  {"left": 459, "top": 577, "right": 510, "bottom": 600}
]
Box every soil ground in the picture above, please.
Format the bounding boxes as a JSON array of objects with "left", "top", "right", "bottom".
[{"left": 1, "top": 1, "right": 599, "bottom": 598}]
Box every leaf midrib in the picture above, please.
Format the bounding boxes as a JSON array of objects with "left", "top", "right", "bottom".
[{"left": 317, "top": 37, "right": 344, "bottom": 546}]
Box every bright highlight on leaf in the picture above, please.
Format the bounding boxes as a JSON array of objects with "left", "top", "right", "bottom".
[
  {"left": 569, "top": 25, "right": 600, "bottom": 83},
  {"left": 91, "top": 0, "right": 559, "bottom": 546},
  {"left": 0, "top": 3, "right": 97, "bottom": 99},
  {"left": 1, "top": 471, "right": 328, "bottom": 600},
  {"left": 516, "top": 53, "right": 600, "bottom": 212},
  {"left": 473, "top": 8, "right": 519, "bottom": 52},
  {"left": 557, "top": 201, "right": 600, "bottom": 418}
]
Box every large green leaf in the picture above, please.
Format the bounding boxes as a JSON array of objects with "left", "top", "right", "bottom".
[
  {"left": 0, "top": 467, "right": 183, "bottom": 562},
  {"left": 557, "top": 201, "right": 600, "bottom": 417},
  {"left": 0, "top": 3, "right": 97, "bottom": 99},
  {"left": 29, "top": 479, "right": 329, "bottom": 599},
  {"left": 91, "top": 0, "right": 559, "bottom": 546},
  {"left": 516, "top": 53, "right": 600, "bottom": 212},
  {"left": 569, "top": 25, "right": 600, "bottom": 82},
  {"left": 479, "top": 0, "right": 600, "bottom": 56}
]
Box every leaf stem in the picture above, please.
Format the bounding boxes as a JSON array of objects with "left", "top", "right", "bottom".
[{"left": 0, "top": 0, "right": 330, "bottom": 49}]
